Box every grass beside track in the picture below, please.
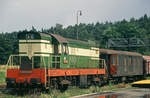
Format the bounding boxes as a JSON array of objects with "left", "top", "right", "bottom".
[
  {"left": 0, "top": 65, "right": 19, "bottom": 84},
  {"left": 0, "top": 65, "right": 6, "bottom": 84},
  {"left": 0, "top": 83, "right": 132, "bottom": 98},
  {"left": 40, "top": 83, "right": 132, "bottom": 98}
]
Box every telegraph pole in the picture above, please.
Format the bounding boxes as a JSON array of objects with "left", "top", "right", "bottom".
[{"left": 76, "top": 10, "right": 82, "bottom": 40}]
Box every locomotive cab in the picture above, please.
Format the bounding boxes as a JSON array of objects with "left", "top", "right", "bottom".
[{"left": 50, "top": 34, "right": 69, "bottom": 69}]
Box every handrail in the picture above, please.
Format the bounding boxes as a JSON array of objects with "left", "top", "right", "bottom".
[
  {"left": 7, "top": 55, "right": 20, "bottom": 66},
  {"left": 6, "top": 55, "right": 23, "bottom": 69},
  {"left": 100, "top": 58, "right": 108, "bottom": 76},
  {"left": 6, "top": 55, "right": 11, "bottom": 66},
  {"left": 7, "top": 55, "right": 49, "bottom": 69}
]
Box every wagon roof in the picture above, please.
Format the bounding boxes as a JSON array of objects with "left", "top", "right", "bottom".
[
  {"left": 143, "top": 56, "right": 150, "bottom": 61},
  {"left": 100, "top": 49, "right": 142, "bottom": 56}
]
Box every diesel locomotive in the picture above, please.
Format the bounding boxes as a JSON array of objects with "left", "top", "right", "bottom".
[{"left": 6, "top": 32, "right": 145, "bottom": 89}]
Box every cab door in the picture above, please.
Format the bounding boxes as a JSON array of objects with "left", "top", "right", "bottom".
[
  {"left": 61, "top": 43, "right": 69, "bottom": 68},
  {"left": 110, "top": 54, "right": 117, "bottom": 75},
  {"left": 52, "top": 38, "right": 60, "bottom": 68}
]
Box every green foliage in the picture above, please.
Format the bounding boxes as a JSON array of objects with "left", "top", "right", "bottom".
[
  {"left": 0, "top": 67, "right": 6, "bottom": 83},
  {"left": 0, "top": 71, "right": 5, "bottom": 83},
  {"left": 109, "top": 81, "right": 113, "bottom": 90},
  {"left": 0, "top": 32, "right": 18, "bottom": 64},
  {"left": 1, "top": 14, "right": 150, "bottom": 64}
]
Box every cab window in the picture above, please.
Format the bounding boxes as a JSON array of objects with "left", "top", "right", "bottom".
[
  {"left": 34, "top": 56, "right": 41, "bottom": 68},
  {"left": 62, "top": 44, "right": 69, "bottom": 55}
]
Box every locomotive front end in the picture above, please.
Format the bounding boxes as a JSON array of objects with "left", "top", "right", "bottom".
[
  {"left": 6, "top": 64, "right": 46, "bottom": 88},
  {"left": 6, "top": 32, "right": 52, "bottom": 88}
]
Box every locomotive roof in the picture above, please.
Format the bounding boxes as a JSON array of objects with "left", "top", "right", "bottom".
[
  {"left": 47, "top": 33, "right": 97, "bottom": 47},
  {"left": 49, "top": 33, "right": 68, "bottom": 43},
  {"left": 49, "top": 33, "right": 96, "bottom": 47},
  {"left": 66, "top": 38, "right": 96, "bottom": 47},
  {"left": 100, "top": 49, "right": 142, "bottom": 56},
  {"left": 18, "top": 32, "right": 97, "bottom": 47},
  {"left": 18, "top": 32, "right": 51, "bottom": 40}
]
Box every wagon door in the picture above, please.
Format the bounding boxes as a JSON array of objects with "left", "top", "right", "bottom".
[{"left": 110, "top": 54, "right": 117, "bottom": 75}]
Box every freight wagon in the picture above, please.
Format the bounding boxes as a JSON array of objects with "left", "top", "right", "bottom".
[{"left": 100, "top": 49, "right": 144, "bottom": 82}]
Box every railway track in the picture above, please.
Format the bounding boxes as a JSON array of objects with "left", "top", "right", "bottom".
[
  {"left": 72, "top": 88, "right": 150, "bottom": 98},
  {"left": 0, "top": 84, "right": 42, "bottom": 97},
  {"left": 0, "top": 84, "right": 12, "bottom": 96}
]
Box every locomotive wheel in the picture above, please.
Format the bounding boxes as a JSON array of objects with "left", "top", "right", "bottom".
[
  {"left": 59, "top": 84, "right": 68, "bottom": 92},
  {"left": 94, "top": 81, "right": 102, "bottom": 87},
  {"left": 6, "top": 83, "right": 12, "bottom": 88}
]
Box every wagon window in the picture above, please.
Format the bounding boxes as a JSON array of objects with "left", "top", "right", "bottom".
[
  {"left": 118, "top": 55, "right": 121, "bottom": 66},
  {"left": 131, "top": 56, "right": 134, "bottom": 65},
  {"left": 120, "top": 55, "right": 124, "bottom": 66},
  {"left": 139, "top": 57, "right": 142, "bottom": 66},
  {"left": 135, "top": 57, "right": 137, "bottom": 66},
  {"left": 126, "top": 56, "right": 128, "bottom": 66},
  {"left": 116, "top": 55, "right": 118, "bottom": 65},
  {"left": 124, "top": 56, "right": 127, "bottom": 72},
  {"left": 137, "top": 57, "right": 139, "bottom": 65},
  {"left": 138, "top": 57, "right": 141, "bottom": 66},
  {"left": 120, "top": 55, "right": 123, "bottom": 66},
  {"left": 133, "top": 57, "right": 136, "bottom": 67},
  {"left": 128, "top": 56, "right": 131, "bottom": 66}
]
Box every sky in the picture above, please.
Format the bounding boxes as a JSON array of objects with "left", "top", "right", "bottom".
[{"left": 0, "top": 0, "right": 150, "bottom": 33}]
